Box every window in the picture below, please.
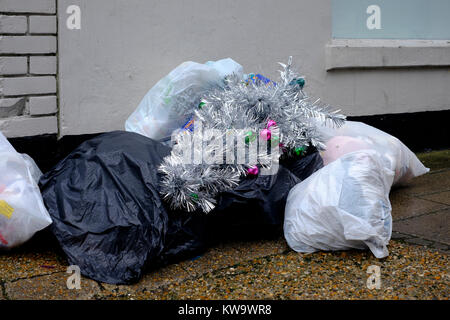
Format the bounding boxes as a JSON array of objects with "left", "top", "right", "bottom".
[{"left": 332, "top": 0, "right": 450, "bottom": 40}]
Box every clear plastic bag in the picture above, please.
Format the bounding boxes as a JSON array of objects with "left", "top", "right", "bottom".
[
  {"left": 125, "top": 58, "right": 243, "bottom": 141},
  {"left": 284, "top": 150, "right": 394, "bottom": 258},
  {"left": 317, "top": 121, "right": 429, "bottom": 185},
  {"left": 0, "top": 132, "right": 52, "bottom": 249}
]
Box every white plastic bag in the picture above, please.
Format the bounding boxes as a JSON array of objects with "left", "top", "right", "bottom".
[
  {"left": 125, "top": 58, "right": 243, "bottom": 141},
  {"left": 0, "top": 132, "right": 52, "bottom": 249},
  {"left": 284, "top": 150, "right": 394, "bottom": 258},
  {"left": 318, "top": 121, "right": 429, "bottom": 185}
]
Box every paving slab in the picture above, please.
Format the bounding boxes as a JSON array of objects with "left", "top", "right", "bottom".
[
  {"left": 393, "top": 209, "right": 450, "bottom": 245},
  {"left": 391, "top": 231, "right": 413, "bottom": 240},
  {"left": 98, "top": 264, "right": 190, "bottom": 299},
  {"left": 419, "top": 190, "right": 450, "bottom": 206},
  {"left": 178, "top": 244, "right": 246, "bottom": 277},
  {"left": 95, "top": 239, "right": 290, "bottom": 299},
  {"left": 403, "top": 237, "right": 435, "bottom": 247},
  {"left": 4, "top": 272, "right": 101, "bottom": 300},
  {"left": 428, "top": 241, "right": 450, "bottom": 253},
  {"left": 130, "top": 241, "right": 449, "bottom": 300},
  {"left": 174, "top": 238, "right": 288, "bottom": 278},
  {"left": 395, "top": 169, "right": 450, "bottom": 197},
  {"left": 230, "top": 237, "right": 289, "bottom": 260},
  {"left": 390, "top": 191, "right": 448, "bottom": 221},
  {"left": 0, "top": 250, "right": 67, "bottom": 282}
]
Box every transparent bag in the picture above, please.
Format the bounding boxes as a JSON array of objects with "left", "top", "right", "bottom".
[
  {"left": 284, "top": 150, "right": 394, "bottom": 258},
  {"left": 0, "top": 132, "right": 52, "bottom": 249},
  {"left": 125, "top": 58, "right": 243, "bottom": 141},
  {"left": 318, "top": 121, "right": 429, "bottom": 185}
]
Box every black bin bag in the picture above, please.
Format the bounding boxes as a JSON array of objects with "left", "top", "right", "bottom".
[
  {"left": 281, "top": 148, "right": 324, "bottom": 181},
  {"left": 39, "top": 131, "right": 322, "bottom": 283},
  {"left": 39, "top": 131, "right": 206, "bottom": 284},
  {"left": 205, "top": 150, "right": 323, "bottom": 243},
  {"left": 156, "top": 209, "right": 207, "bottom": 266},
  {"left": 205, "top": 166, "right": 299, "bottom": 243}
]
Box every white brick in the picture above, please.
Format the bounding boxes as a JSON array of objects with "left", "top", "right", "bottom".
[
  {"left": 29, "top": 96, "right": 57, "bottom": 115},
  {"left": 0, "top": 36, "right": 56, "bottom": 54},
  {"left": 0, "top": 0, "right": 55, "bottom": 14},
  {"left": 29, "top": 16, "right": 57, "bottom": 34},
  {"left": 0, "top": 15, "right": 27, "bottom": 34},
  {"left": 0, "top": 57, "right": 27, "bottom": 75},
  {"left": 30, "top": 56, "right": 57, "bottom": 74},
  {"left": 0, "top": 116, "right": 57, "bottom": 137},
  {"left": 1, "top": 76, "right": 56, "bottom": 96}
]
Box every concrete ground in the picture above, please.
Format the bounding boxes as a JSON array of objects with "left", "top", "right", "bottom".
[{"left": 0, "top": 150, "right": 448, "bottom": 300}]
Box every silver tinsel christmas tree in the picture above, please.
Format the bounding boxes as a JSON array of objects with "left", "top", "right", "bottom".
[{"left": 159, "top": 57, "right": 346, "bottom": 213}]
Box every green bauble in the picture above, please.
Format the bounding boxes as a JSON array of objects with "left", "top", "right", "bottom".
[
  {"left": 296, "top": 78, "right": 305, "bottom": 88},
  {"left": 190, "top": 193, "right": 199, "bottom": 201},
  {"left": 295, "top": 146, "right": 306, "bottom": 156},
  {"left": 245, "top": 131, "right": 256, "bottom": 144}
]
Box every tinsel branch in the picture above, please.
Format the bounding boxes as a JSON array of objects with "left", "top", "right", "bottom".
[{"left": 158, "top": 57, "right": 346, "bottom": 213}]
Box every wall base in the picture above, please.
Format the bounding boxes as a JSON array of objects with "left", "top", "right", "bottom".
[{"left": 8, "top": 110, "right": 450, "bottom": 174}]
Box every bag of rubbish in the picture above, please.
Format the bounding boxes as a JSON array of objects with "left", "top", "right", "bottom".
[
  {"left": 0, "top": 132, "right": 52, "bottom": 249},
  {"left": 21, "top": 153, "right": 44, "bottom": 183},
  {"left": 318, "top": 121, "right": 429, "bottom": 185},
  {"left": 321, "top": 136, "right": 370, "bottom": 166},
  {"left": 204, "top": 149, "right": 323, "bottom": 242},
  {"left": 281, "top": 149, "right": 324, "bottom": 181},
  {"left": 39, "top": 131, "right": 206, "bottom": 284},
  {"left": 284, "top": 150, "right": 394, "bottom": 258},
  {"left": 125, "top": 58, "right": 244, "bottom": 141},
  {"left": 206, "top": 165, "right": 300, "bottom": 242},
  {"left": 156, "top": 209, "right": 207, "bottom": 265}
]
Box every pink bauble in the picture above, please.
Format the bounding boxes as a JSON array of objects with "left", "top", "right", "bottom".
[
  {"left": 260, "top": 128, "right": 272, "bottom": 141},
  {"left": 247, "top": 166, "right": 259, "bottom": 175},
  {"left": 267, "top": 119, "right": 277, "bottom": 128}
]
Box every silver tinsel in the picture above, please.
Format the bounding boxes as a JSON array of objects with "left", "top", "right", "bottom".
[{"left": 159, "top": 57, "right": 346, "bottom": 213}]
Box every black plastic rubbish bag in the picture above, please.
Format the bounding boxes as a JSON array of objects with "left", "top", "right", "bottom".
[
  {"left": 151, "top": 152, "right": 322, "bottom": 255},
  {"left": 281, "top": 149, "right": 324, "bottom": 181},
  {"left": 206, "top": 166, "right": 300, "bottom": 242},
  {"left": 39, "top": 131, "right": 322, "bottom": 283},
  {"left": 156, "top": 209, "right": 207, "bottom": 265},
  {"left": 206, "top": 151, "right": 323, "bottom": 242},
  {"left": 39, "top": 131, "right": 205, "bottom": 284}
]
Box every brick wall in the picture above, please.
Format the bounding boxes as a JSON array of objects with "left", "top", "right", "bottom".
[{"left": 0, "top": 0, "right": 58, "bottom": 137}]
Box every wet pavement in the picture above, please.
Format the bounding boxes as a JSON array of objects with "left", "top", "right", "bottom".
[{"left": 0, "top": 150, "right": 448, "bottom": 300}]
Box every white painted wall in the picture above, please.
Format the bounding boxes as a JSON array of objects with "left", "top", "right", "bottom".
[{"left": 57, "top": 0, "right": 450, "bottom": 136}]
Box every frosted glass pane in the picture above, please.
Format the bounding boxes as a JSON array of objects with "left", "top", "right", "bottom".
[{"left": 332, "top": 0, "right": 450, "bottom": 40}]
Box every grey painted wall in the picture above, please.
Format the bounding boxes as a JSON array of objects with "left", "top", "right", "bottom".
[{"left": 57, "top": 0, "right": 450, "bottom": 136}]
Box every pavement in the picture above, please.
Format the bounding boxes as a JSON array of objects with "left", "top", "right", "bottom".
[{"left": 0, "top": 150, "right": 448, "bottom": 300}]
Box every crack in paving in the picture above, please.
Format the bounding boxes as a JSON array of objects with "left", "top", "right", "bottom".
[
  {"left": 416, "top": 195, "right": 450, "bottom": 207},
  {"left": 393, "top": 206, "right": 449, "bottom": 222},
  {"left": 5, "top": 270, "right": 64, "bottom": 284},
  {"left": 405, "top": 188, "right": 450, "bottom": 198}
]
